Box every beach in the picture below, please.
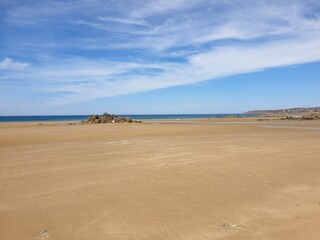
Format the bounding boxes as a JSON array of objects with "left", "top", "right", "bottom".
[{"left": 1, "top": 119, "right": 320, "bottom": 240}]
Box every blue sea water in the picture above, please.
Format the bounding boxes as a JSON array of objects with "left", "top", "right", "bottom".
[
  {"left": 0, "top": 115, "right": 88, "bottom": 122},
  {"left": 0, "top": 114, "right": 257, "bottom": 122}
]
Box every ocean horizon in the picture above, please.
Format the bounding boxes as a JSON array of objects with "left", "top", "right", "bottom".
[{"left": 0, "top": 114, "right": 258, "bottom": 122}]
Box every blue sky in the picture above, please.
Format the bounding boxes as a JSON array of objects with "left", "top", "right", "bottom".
[{"left": 0, "top": 0, "right": 319, "bottom": 115}]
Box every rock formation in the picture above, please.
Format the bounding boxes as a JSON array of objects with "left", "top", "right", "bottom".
[
  {"left": 278, "top": 114, "right": 320, "bottom": 120},
  {"left": 300, "top": 114, "right": 320, "bottom": 120},
  {"left": 81, "top": 113, "right": 141, "bottom": 124},
  {"left": 257, "top": 114, "right": 320, "bottom": 121}
]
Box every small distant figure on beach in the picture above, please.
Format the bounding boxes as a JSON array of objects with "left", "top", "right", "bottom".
[{"left": 176, "top": 119, "right": 180, "bottom": 121}]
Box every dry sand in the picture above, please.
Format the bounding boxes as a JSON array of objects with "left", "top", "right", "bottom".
[{"left": 1, "top": 119, "right": 320, "bottom": 240}]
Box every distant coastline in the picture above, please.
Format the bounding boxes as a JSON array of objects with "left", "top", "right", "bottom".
[{"left": 244, "top": 107, "right": 320, "bottom": 115}]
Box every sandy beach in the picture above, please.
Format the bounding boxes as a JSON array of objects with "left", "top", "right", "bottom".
[{"left": 1, "top": 119, "right": 320, "bottom": 240}]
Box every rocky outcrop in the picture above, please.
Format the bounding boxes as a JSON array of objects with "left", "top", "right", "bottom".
[
  {"left": 257, "top": 114, "right": 320, "bottom": 121},
  {"left": 278, "top": 114, "right": 320, "bottom": 120},
  {"left": 279, "top": 116, "right": 299, "bottom": 120},
  {"left": 81, "top": 113, "right": 141, "bottom": 124},
  {"left": 300, "top": 114, "right": 320, "bottom": 120}
]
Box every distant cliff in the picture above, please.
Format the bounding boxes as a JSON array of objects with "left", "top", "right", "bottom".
[{"left": 244, "top": 107, "right": 320, "bottom": 115}]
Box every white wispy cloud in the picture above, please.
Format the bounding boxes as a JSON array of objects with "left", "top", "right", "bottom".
[
  {"left": 64, "top": 0, "right": 319, "bottom": 53},
  {"left": 0, "top": 57, "right": 30, "bottom": 70},
  {"left": 97, "top": 16, "right": 146, "bottom": 26},
  {"left": 130, "top": 0, "right": 203, "bottom": 18}
]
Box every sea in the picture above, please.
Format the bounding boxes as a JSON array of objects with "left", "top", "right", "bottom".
[{"left": 0, "top": 114, "right": 257, "bottom": 122}]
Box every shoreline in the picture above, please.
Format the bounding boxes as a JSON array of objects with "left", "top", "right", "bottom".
[
  {"left": 1, "top": 112, "right": 319, "bottom": 124},
  {"left": 1, "top": 115, "right": 320, "bottom": 123},
  {"left": 0, "top": 114, "right": 257, "bottom": 123}
]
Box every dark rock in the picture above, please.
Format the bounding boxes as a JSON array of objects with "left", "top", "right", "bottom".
[
  {"left": 39, "top": 229, "right": 48, "bottom": 236},
  {"left": 300, "top": 114, "right": 320, "bottom": 120},
  {"left": 274, "top": 114, "right": 320, "bottom": 121},
  {"left": 81, "top": 113, "right": 140, "bottom": 125}
]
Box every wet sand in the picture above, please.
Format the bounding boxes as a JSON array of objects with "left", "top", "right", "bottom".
[{"left": 1, "top": 119, "right": 320, "bottom": 239}]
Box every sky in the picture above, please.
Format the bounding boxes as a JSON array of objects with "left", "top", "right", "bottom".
[{"left": 0, "top": 0, "right": 320, "bottom": 115}]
